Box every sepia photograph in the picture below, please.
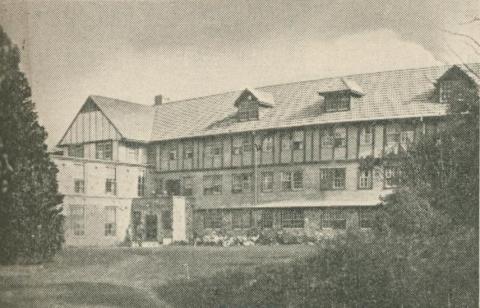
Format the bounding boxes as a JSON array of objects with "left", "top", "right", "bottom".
[{"left": 0, "top": 0, "right": 479, "bottom": 307}]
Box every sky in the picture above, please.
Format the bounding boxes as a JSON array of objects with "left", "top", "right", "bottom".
[{"left": 0, "top": 0, "right": 479, "bottom": 148}]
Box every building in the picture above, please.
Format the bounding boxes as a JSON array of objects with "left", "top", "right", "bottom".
[{"left": 52, "top": 64, "right": 480, "bottom": 246}]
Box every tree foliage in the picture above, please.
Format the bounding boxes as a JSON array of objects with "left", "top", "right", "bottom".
[{"left": 0, "top": 26, "right": 64, "bottom": 264}]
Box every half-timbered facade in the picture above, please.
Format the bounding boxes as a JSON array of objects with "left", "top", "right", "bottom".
[{"left": 53, "top": 64, "right": 479, "bottom": 246}]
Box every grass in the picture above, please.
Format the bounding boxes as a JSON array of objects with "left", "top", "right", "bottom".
[{"left": 0, "top": 245, "right": 316, "bottom": 307}]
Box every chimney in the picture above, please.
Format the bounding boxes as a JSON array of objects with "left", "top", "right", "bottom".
[{"left": 154, "top": 95, "right": 163, "bottom": 106}]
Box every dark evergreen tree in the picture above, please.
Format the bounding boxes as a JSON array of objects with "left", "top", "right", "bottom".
[{"left": 0, "top": 26, "right": 63, "bottom": 264}]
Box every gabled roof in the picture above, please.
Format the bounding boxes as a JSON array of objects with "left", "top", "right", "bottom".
[
  {"left": 89, "top": 95, "right": 155, "bottom": 142},
  {"left": 233, "top": 88, "right": 275, "bottom": 107},
  {"left": 61, "top": 63, "right": 480, "bottom": 145},
  {"left": 317, "top": 77, "right": 366, "bottom": 96}
]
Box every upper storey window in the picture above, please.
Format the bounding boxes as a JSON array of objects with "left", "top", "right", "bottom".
[
  {"left": 234, "top": 88, "right": 274, "bottom": 122},
  {"left": 439, "top": 80, "right": 470, "bottom": 103},
  {"left": 318, "top": 78, "right": 365, "bottom": 113},
  {"left": 68, "top": 144, "right": 84, "bottom": 158},
  {"left": 324, "top": 92, "right": 351, "bottom": 112},
  {"left": 436, "top": 65, "right": 478, "bottom": 104},
  {"left": 96, "top": 141, "right": 113, "bottom": 160}
]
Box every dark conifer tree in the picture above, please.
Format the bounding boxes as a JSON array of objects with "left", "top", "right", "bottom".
[{"left": 0, "top": 26, "right": 63, "bottom": 264}]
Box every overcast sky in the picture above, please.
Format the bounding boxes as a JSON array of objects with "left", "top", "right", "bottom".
[{"left": 0, "top": 0, "right": 479, "bottom": 148}]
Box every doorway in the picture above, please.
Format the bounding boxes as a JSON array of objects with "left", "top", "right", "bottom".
[{"left": 145, "top": 214, "right": 158, "bottom": 241}]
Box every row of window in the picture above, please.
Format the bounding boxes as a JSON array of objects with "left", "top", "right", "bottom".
[
  {"left": 157, "top": 167, "right": 399, "bottom": 197},
  {"left": 158, "top": 125, "right": 415, "bottom": 164},
  {"left": 68, "top": 141, "right": 113, "bottom": 160},
  {"left": 73, "top": 170, "right": 146, "bottom": 197},
  {"left": 71, "top": 206, "right": 117, "bottom": 237},
  {"left": 203, "top": 209, "right": 374, "bottom": 230}
]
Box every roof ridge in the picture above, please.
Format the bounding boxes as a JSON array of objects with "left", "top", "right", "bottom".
[
  {"left": 157, "top": 62, "right": 479, "bottom": 106},
  {"left": 90, "top": 94, "right": 152, "bottom": 108}
]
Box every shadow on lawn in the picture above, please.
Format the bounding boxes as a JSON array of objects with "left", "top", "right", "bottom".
[{"left": 1, "top": 281, "right": 159, "bottom": 308}]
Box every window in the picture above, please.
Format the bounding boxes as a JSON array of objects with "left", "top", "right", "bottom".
[
  {"left": 334, "top": 127, "right": 346, "bottom": 147},
  {"left": 238, "top": 109, "right": 259, "bottom": 121},
  {"left": 322, "top": 210, "right": 347, "bottom": 230},
  {"left": 359, "top": 126, "right": 373, "bottom": 145},
  {"left": 162, "top": 210, "right": 173, "bottom": 230},
  {"left": 96, "top": 141, "right": 113, "bottom": 160},
  {"left": 292, "top": 131, "right": 304, "bottom": 150},
  {"left": 358, "top": 169, "right": 373, "bottom": 190},
  {"left": 320, "top": 168, "right": 346, "bottom": 190},
  {"left": 293, "top": 171, "right": 303, "bottom": 189},
  {"left": 68, "top": 144, "right": 84, "bottom": 158},
  {"left": 104, "top": 207, "right": 116, "bottom": 236},
  {"left": 281, "top": 133, "right": 291, "bottom": 150},
  {"left": 232, "top": 210, "right": 252, "bottom": 229},
  {"left": 261, "top": 172, "right": 274, "bottom": 192},
  {"left": 127, "top": 145, "right": 139, "bottom": 162},
  {"left": 400, "top": 130, "right": 414, "bottom": 149},
  {"left": 242, "top": 136, "right": 252, "bottom": 152},
  {"left": 204, "top": 210, "right": 223, "bottom": 229},
  {"left": 183, "top": 177, "right": 193, "bottom": 196},
  {"left": 262, "top": 135, "right": 273, "bottom": 152},
  {"left": 212, "top": 142, "right": 222, "bottom": 157},
  {"left": 232, "top": 173, "right": 252, "bottom": 193},
  {"left": 260, "top": 209, "right": 274, "bottom": 228},
  {"left": 105, "top": 178, "right": 116, "bottom": 195},
  {"left": 184, "top": 144, "right": 194, "bottom": 159},
  {"left": 325, "top": 92, "right": 351, "bottom": 112},
  {"left": 280, "top": 209, "right": 304, "bottom": 228},
  {"left": 232, "top": 144, "right": 241, "bottom": 155},
  {"left": 137, "top": 171, "right": 145, "bottom": 197},
  {"left": 386, "top": 125, "right": 401, "bottom": 145},
  {"left": 384, "top": 167, "right": 401, "bottom": 188},
  {"left": 321, "top": 130, "right": 334, "bottom": 148},
  {"left": 439, "top": 80, "right": 469, "bottom": 103},
  {"left": 359, "top": 211, "right": 374, "bottom": 229},
  {"left": 154, "top": 178, "right": 163, "bottom": 195},
  {"left": 281, "top": 171, "right": 303, "bottom": 191},
  {"left": 74, "top": 179, "right": 85, "bottom": 194},
  {"left": 168, "top": 148, "right": 177, "bottom": 161},
  {"left": 71, "top": 206, "right": 85, "bottom": 236},
  {"left": 147, "top": 146, "right": 157, "bottom": 165},
  {"left": 203, "top": 175, "right": 222, "bottom": 195}
]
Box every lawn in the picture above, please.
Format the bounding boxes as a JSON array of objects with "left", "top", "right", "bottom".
[{"left": 0, "top": 245, "right": 317, "bottom": 307}]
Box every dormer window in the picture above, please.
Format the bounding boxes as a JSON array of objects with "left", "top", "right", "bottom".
[
  {"left": 436, "top": 65, "right": 478, "bottom": 104},
  {"left": 318, "top": 78, "right": 365, "bottom": 113},
  {"left": 234, "top": 88, "right": 275, "bottom": 122},
  {"left": 324, "top": 91, "right": 351, "bottom": 112},
  {"left": 439, "top": 79, "right": 469, "bottom": 103}
]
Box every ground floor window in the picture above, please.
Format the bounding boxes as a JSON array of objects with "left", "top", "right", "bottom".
[
  {"left": 232, "top": 173, "right": 252, "bottom": 194},
  {"left": 321, "top": 210, "right": 347, "bottom": 230},
  {"left": 204, "top": 210, "right": 223, "bottom": 229},
  {"left": 260, "top": 209, "right": 274, "bottom": 228},
  {"left": 358, "top": 169, "right": 373, "bottom": 189},
  {"left": 280, "top": 209, "right": 304, "bottom": 228},
  {"left": 232, "top": 210, "right": 252, "bottom": 229},
  {"left": 281, "top": 171, "right": 303, "bottom": 191},
  {"left": 384, "top": 166, "right": 401, "bottom": 188},
  {"left": 320, "top": 168, "right": 346, "bottom": 190},
  {"left": 104, "top": 206, "right": 117, "bottom": 236},
  {"left": 74, "top": 179, "right": 85, "bottom": 194},
  {"left": 359, "top": 210, "right": 375, "bottom": 229},
  {"left": 203, "top": 175, "right": 222, "bottom": 195},
  {"left": 71, "top": 205, "right": 85, "bottom": 236}
]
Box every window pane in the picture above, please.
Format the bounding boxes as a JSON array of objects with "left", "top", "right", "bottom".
[
  {"left": 280, "top": 209, "right": 304, "bottom": 228},
  {"left": 281, "top": 172, "right": 292, "bottom": 191},
  {"left": 293, "top": 171, "right": 303, "bottom": 189},
  {"left": 105, "top": 207, "right": 116, "bottom": 236},
  {"left": 71, "top": 206, "right": 85, "bottom": 236},
  {"left": 262, "top": 172, "right": 274, "bottom": 192},
  {"left": 260, "top": 209, "right": 274, "bottom": 228}
]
